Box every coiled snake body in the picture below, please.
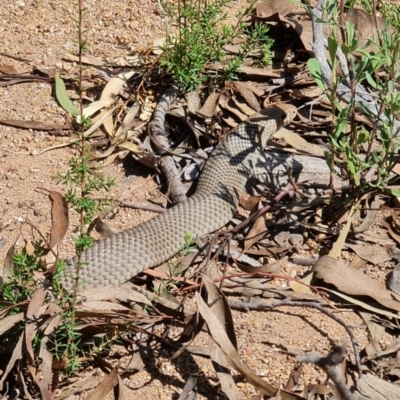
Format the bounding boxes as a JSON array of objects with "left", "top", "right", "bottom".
[{"left": 60, "top": 104, "right": 297, "bottom": 290}]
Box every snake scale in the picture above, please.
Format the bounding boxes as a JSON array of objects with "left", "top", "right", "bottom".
[{"left": 59, "top": 104, "right": 297, "bottom": 290}]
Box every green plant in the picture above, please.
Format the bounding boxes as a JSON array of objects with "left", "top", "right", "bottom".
[
  {"left": 308, "top": 0, "right": 400, "bottom": 202},
  {"left": 160, "top": 0, "right": 274, "bottom": 89},
  {"left": 379, "top": 2, "right": 400, "bottom": 27},
  {"left": 50, "top": 0, "right": 114, "bottom": 372},
  {"left": 245, "top": 21, "right": 274, "bottom": 66},
  {"left": 2, "top": 249, "right": 43, "bottom": 306}
]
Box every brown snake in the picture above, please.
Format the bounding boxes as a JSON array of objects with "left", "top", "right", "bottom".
[{"left": 59, "top": 104, "right": 297, "bottom": 290}]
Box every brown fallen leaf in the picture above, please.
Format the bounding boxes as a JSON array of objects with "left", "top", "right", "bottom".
[
  {"left": 232, "top": 81, "right": 261, "bottom": 112},
  {"left": 0, "top": 312, "right": 24, "bottom": 336},
  {"left": 2, "top": 241, "right": 16, "bottom": 284},
  {"left": 345, "top": 243, "right": 391, "bottom": 265},
  {"left": 201, "top": 275, "right": 241, "bottom": 400},
  {"left": 38, "top": 340, "right": 53, "bottom": 400},
  {"left": 85, "top": 368, "right": 119, "bottom": 400},
  {"left": 25, "top": 286, "right": 48, "bottom": 361},
  {"left": 0, "top": 64, "right": 19, "bottom": 74},
  {"left": 196, "top": 276, "right": 304, "bottom": 400},
  {"left": 0, "top": 119, "right": 70, "bottom": 131},
  {"left": 357, "top": 373, "right": 400, "bottom": 400},
  {"left": 45, "top": 190, "right": 69, "bottom": 249},
  {"left": 244, "top": 214, "right": 267, "bottom": 251},
  {"left": 312, "top": 255, "right": 400, "bottom": 312},
  {"left": 273, "top": 128, "right": 326, "bottom": 157},
  {"left": 196, "top": 90, "right": 221, "bottom": 118}
]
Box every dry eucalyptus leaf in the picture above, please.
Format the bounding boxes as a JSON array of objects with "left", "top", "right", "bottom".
[
  {"left": 81, "top": 100, "right": 112, "bottom": 119},
  {"left": 84, "top": 368, "right": 120, "bottom": 400},
  {"left": 100, "top": 71, "right": 135, "bottom": 102},
  {"left": 200, "top": 275, "right": 242, "bottom": 399},
  {"left": 195, "top": 281, "right": 303, "bottom": 400},
  {"left": 196, "top": 90, "right": 221, "bottom": 118},
  {"left": 0, "top": 312, "right": 24, "bottom": 336},
  {"left": 114, "top": 102, "right": 141, "bottom": 137},
  {"left": 25, "top": 240, "right": 35, "bottom": 256},
  {"left": 312, "top": 255, "right": 400, "bottom": 312},
  {"left": 39, "top": 190, "right": 69, "bottom": 249},
  {"left": 356, "top": 373, "right": 400, "bottom": 400},
  {"left": 219, "top": 94, "right": 248, "bottom": 121},
  {"left": 232, "top": 81, "right": 261, "bottom": 112},
  {"left": 273, "top": 128, "right": 326, "bottom": 157},
  {"left": 231, "top": 96, "right": 257, "bottom": 116},
  {"left": 345, "top": 243, "right": 391, "bottom": 265},
  {"left": 244, "top": 214, "right": 267, "bottom": 251},
  {"left": 207, "top": 62, "right": 280, "bottom": 78},
  {"left": 25, "top": 287, "right": 48, "bottom": 360},
  {"left": 117, "top": 140, "right": 145, "bottom": 155}
]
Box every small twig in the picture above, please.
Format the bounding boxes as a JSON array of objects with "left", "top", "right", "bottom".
[
  {"left": 120, "top": 200, "right": 165, "bottom": 214},
  {"left": 0, "top": 52, "right": 31, "bottom": 62},
  {"left": 298, "top": 340, "right": 358, "bottom": 400}
]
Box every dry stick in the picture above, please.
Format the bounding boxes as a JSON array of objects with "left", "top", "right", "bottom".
[
  {"left": 120, "top": 200, "right": 165, "bottom": 214},
  {"left": 210, "top": 182, "right": 295, "bottom": 263},
  {"left": 148, "top": 86, "right": 187, "bottom": 205},
  {"left": 228, "top": 299, "right": 362, "bottom": 379},
  {"left": 298, "top": 341, "right": 358, "bottom": 400},
  {"left": 311, "top": 0, "right": 400, "bottom": 134}
]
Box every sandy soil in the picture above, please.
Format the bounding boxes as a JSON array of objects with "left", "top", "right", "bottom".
[{"left": 0, "top": 1, "right": 394, "bottom": 399}]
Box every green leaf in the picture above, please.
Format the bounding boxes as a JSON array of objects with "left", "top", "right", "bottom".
[
  {"left": 55, "top": 73, "right": 80, "bottom": 116},
  {"left": 327, "top": 36, "right": 338, "bottom": 66},
  {"left": 387, "top": 188, "right": 400, "bottom": 197},
  {"left": 308, "top": 58, "right": 326, "bottom": 92},
  {"left": 365, "top": 71, "right": 379, "bottom": 89}
]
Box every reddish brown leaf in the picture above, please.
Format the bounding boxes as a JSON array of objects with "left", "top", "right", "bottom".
[{"left": 46, "top": 190, "right": 69, "bottom": 249}]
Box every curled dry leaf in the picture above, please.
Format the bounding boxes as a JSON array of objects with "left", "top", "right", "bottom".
[{"left": 46, "top": 190, "right": 69, "bottom": 249}]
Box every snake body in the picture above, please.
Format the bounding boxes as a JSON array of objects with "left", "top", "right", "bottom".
[{"left": 59, "top": 104, "right": 297, "bottom": 290}]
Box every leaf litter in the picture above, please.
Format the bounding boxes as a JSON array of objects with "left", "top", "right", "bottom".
[{"left": 2, "top": 0, "right": 400, "bottom": 399}]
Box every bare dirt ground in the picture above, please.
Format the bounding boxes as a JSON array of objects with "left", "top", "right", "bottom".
[{"left": 0, "top": 1, "right": 397, "bottom": 399}]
